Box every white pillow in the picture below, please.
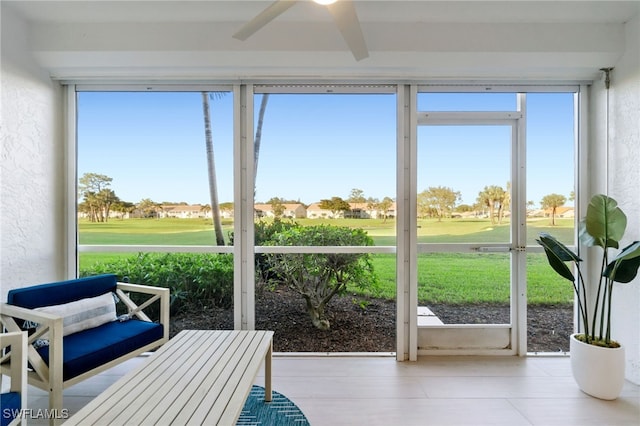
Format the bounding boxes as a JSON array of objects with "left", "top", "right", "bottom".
[{"left": 36, "top": 292, "right": 117, "bottom": 337}]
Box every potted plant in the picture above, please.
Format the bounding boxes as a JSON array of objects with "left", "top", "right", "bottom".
[{"left": 537, "top": 194, "right": 640, "bottom": 400}]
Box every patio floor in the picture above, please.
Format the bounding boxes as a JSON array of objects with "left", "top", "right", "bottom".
[{"left": 24, "top": 354, "right": 640, "bottom": 425}]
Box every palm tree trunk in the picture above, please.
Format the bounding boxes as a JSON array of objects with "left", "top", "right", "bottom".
[
  {"left": 202, "top": 92, "right": 225, "bottom": 246},
  {"left": 254, "top": 94, "right": 270, "bottom": 185}
]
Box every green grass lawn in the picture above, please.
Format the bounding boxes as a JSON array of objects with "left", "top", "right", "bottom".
[
  {"left": 79, "top": 217, "right": 574, "bottom": 305},
  {"left": 79, "top": 218, "right": 234, "bottom": 245}
]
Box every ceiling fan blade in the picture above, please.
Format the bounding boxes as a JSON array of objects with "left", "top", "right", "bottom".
[
  {"left": 327, "top": 0, "right": 369, "bottom": 61},
  {"left": 233, "top": 0, "right": 299, "bottom": 41}
]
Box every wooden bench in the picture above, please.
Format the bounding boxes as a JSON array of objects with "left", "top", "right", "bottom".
[{"left": 65, "top": 330, "right": 274, "bottom": 425}]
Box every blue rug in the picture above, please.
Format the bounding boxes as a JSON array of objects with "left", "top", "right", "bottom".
[{"left": 237, "top": 385, "right": 310, "bottom": 425}]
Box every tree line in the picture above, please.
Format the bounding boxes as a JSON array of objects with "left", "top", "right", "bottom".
[
  {"left": 79, "top": 172, "right": 572, "bottom": 228},
  {"left": 416, "top": 184, "right": 510, "bottom": 224},
  {"left": 78, "top": 174, "right": 236, "bottom": 222},
  {"left": 77, "top": 174, "right": 397, "bottom": 223},
  {"left": 264, "top": 189, "right": 395, "bottom": 222},
  {"left": 417, "top": 184, "right": 572, "bottom": 225}
]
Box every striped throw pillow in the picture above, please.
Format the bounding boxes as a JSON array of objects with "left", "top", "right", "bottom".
[{"left": 36, "top": 292, "right": 117, "bottom": 337}]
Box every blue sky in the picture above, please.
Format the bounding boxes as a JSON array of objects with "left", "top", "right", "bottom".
[{"left": 77, "top": 91, "right": 574, "bottom": 208}]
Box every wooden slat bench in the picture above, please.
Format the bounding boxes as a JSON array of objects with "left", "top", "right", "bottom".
[{"left": 65, "top": 330, "right": 274, "bottom": 425}]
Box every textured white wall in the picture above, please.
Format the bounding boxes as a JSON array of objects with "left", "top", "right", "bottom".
[
  {"left": 590, "top": 14, "right": 640, "bottom": 385},
  {"left": 610, "top": 14, "right": 640, "bottom": 385},
  {"left": 1, "top": 5, "right": 66, "bottom": 302}
]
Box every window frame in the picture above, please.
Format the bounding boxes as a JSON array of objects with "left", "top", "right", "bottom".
[{"left": 68, "top": 81, "right": 586, "bottom": 358}]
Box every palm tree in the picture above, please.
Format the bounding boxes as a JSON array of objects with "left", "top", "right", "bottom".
[
  {"left": 477, "top": 187, "right": 493, "bottom": 223},
  {"left": 498, "top": 182, "right": 511, "bottom": 224},
  {"left": 202, "top": 92, "right": 225, "bottom": 245},
  {"left": 200, "top": 204, "right": 212, "bottom": 221},
  {"left": 477, "top": 185, "right": 507, "bottom": 224},
  {"left": 254, "top": 94, "right": 270, "bottom": 183},
  {"left": 540, "top": 193, "right": 567, "bottom": 226},
  {"left": 202, "top": 91, "right": 270, "bottom": 245}
]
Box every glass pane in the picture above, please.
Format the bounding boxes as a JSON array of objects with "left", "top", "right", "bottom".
[
  {"left": 418, "top": 93, "right": 516, "bottom": 111},
  {"left": 253, "top": 93, "right": 396, "bottom": 229},
  {"left": 417, "top": 125, "right": 512, "bottom": 244},
  {"left": 77, "top": 91, "right": 234, "bottom": 245},
  {"left": 526, "top": 252, "right": 573, "bottom": 353},
  {"left": 418, "top": 253, "right": 511, "bottom": 325},
  {"left": 526, "top": 93, "right": 576, "bottom": 246},
  {"left": 417, "top": 121, "right": 512, "bottom": 328},
  {"left": 77, "top": 91, "right": 235, "bottom": 335},
  {"left": 252, "top": 92, "right": 397, "bottom": 352},
  {"left": 255, "top": 252, "right": 396, "bottom": 352},
  {"left": 526, "top": 92, "right": 576, "bottom": 352}
]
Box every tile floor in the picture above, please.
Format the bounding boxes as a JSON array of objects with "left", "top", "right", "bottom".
[{"left": 20, "top": 354, "right": 640, "bottom": 425}]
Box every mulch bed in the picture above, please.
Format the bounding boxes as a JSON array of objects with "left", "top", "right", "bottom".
[{"left": 170, "top": 286, "right": 573, "bottom": 353}]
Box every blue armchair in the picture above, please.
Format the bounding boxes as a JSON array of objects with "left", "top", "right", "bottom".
[
  {"left": 0, "top": 274, "right": 169, "bottom": 425},
  {"left": 1, "top": 331, "right": 27, "bottom": 426}
]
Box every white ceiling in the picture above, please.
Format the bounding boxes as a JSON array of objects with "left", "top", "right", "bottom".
[
  {"left": 3, "top": 1, "right": 639, "bottom": 81},
  {"left": 7, "top": 1, "right": 639, "bottom": 24}
]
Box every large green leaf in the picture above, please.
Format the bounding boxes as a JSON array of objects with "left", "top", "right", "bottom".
[
  {"left": 537, "top": 233, "right": 580, "bottom": 282},
  {"left": 604, "top": 241, "right": 640, "bottom": 283},
  {"left": 582, "top": 194, "right": 626, "bottom": 249}
]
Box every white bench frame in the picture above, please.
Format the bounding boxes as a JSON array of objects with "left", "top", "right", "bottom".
[
  {"left": 0, "top": 331, "right": 27, "bottom": 426},
  {"left": 0, "top": 282, "right": 169, "bottom": 425}
]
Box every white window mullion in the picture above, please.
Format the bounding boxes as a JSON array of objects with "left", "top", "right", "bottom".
[
  {"left": 234, "top": 84, "right": 256, "bottom": 330},
  {"left": 514, "top": 93, "right": 527, "bottom": 355},
  {"left": 408, "top": 84, "right": 419, "bottom": 361},
  {"left": 66, "top": 84, "right": 78, "bottom": 278},
  {"left": 244, "top": 86, "right": 256, "bottom": 331},
  {"left": 396, "top": 84, "right": 418, "bottom": 361},
  {"left": 396, "top": 84, "right": 408, "bottom": 361}
]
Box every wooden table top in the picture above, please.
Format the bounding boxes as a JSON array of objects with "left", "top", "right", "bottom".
[{"left": 65, "top": 330, "right": 274, "bottom": 426}]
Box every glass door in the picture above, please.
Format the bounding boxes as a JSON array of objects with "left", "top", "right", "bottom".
[{"left": 415, "top": 112, "right": 525, "bottom": 354}]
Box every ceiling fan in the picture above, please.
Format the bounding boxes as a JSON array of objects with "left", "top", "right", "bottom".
[{"left": 233, "top": 0, "right": 369, "bottom": 61}]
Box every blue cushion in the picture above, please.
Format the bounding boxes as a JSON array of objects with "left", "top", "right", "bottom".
[
  {"left": 7, "top": 275, "right": 118, "bottom": 308},
  {"left": 0, "top": 391, "right": 21, "bottom": 426},
  {"left": 36, "top": 320, "right": 164, "bottom": 381}
]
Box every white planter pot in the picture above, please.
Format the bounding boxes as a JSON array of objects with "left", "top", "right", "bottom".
[{"left": 570, "top": 333, "right": 625, "bottom": 400}]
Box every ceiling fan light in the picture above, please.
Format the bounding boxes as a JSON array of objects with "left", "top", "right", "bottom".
[{"left": 313, "top": 0, "right": 338, "bottom": 5}]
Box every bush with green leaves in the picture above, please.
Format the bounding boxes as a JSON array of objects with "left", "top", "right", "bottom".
[
  {"left": 230, "top": 219, "right": 300, "bottom": 282},
  {"left": 264, "top": 224, "right": 378, "bottom": 330},
  {"left": 80, "top": 252, "right": 234, "bottom": 313}
]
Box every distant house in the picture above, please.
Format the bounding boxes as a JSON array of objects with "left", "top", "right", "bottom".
[
  {"left": 355, "top": 202, "right": 397, "bottom": 220},
  {"left": 254, "top": 203, "right": 307, "bottom": 219},
  {"left": 306, "top": 202, "right": 334, "bottom": 219},
  {"left": 345, "top": 202, "right": 371, "bottom": 219},
  {"left": 219, "top": 206, "right": 234, "bottom": 219},
  {"left": 544, "top": 206, "right": 575, "bottom": 218},
  {"left": 527, "top": 209, "right": 546, "bottom": 218},
  {"left": 376, "top": 202, "right": 397, "bottom": 219},
  {"left": 557, "top": 206, "right": 575, "bottom": 218},
  {"left": 78, "top": 210, "right": 131, "bottom": 220},
  {"left": 307, "top": 202, "right": 397, "bottom": 220},
  {"left": 161, "top": 204, "right": 211, "bottom": 219}
]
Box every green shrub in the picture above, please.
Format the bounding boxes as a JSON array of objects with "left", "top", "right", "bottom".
[
  {"left": 264, "top": 224, "right": 378, "bottom": 330},
  {"left": 230, "top": 219, "right": 300, "bottom": 282},
  {"left": 80, "top": 252, "right": 234, "bottom": 313}
]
